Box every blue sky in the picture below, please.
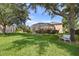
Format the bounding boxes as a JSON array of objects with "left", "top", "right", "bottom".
[{"left": 26, "top": 6, "right": 63, "bottom": 26}]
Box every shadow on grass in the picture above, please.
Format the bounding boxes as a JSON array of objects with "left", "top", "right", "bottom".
[
  {"left": 48, "top": 38, "right": 79, "bottom": 56},
  {"left": 2, "top": 33, "right": 79, "bottom": 56},
  {"left": 4, "top": 37, "right": 49, "bottom": 55},
  {"left": 4, "top": 38, "right": 35, "bottom": 51},
  {"left": 0, "top": 33, "right": 33, "bottom": 37}
]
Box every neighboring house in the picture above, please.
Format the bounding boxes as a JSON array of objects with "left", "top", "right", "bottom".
[
  {"left": 0, "top": 24, "right": 17, "bottom": 33},
  {"left": 31, "top": 23, "right": 63, "bottom": 33}
]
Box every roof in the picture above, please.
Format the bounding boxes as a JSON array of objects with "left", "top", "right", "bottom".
[
  {"left": 31, "top": 23, "right": 62, "bottom": 27},
  {"left": 51, "top": 23, "right": 62, "bottom": 25}
]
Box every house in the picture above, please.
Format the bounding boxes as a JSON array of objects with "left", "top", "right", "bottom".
[
  {"left": 0, "top": 24, "right": 17, "bottom": 33},
  {"left": 53, "top": 23, "right": 63, "bottom": 33},
  {"left": 31, "top": 23, "right": 63, "bottom": 33}
]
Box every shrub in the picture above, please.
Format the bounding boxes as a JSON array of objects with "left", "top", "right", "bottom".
[
  {"left": 35, "top": 29, "right": 59, "bottom": 34},
  {"left": 75, "top": 35, "right": 79, "bottom": 41},
  {"left": 49, "top": 30, "right": 59, "bottom": 34},
  {"left": 16, "top": 25, "right": 32, "bottom": 33},
  {"left": 35, "top": 29, "right": 45, "bottom": 33},
  {"left": 75, "top": 29, "right": 79, "bottom": 35}
]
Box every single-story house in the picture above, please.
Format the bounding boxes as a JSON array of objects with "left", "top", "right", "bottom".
[{"left": 31, "top": 23, "right": 63, "bottom": 33}]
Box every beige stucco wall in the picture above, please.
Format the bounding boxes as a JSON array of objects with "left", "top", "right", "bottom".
[{"left": 54, "top": 24, "right": 63, "bottom": 33}]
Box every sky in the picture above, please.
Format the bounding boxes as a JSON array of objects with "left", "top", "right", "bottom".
[{"left": 26, "top": 6, "right": 63, "bottom": 27}]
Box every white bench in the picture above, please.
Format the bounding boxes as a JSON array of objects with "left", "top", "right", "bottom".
[{"left": 60, "top": 35, "right": 71, "bottom": 43}]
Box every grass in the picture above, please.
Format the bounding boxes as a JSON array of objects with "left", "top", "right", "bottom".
[{"left": 0, "top": 33, "right": 79, "bottom": 56}]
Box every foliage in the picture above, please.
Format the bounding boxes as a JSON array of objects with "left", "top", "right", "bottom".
[
  {"left": 74, "top": 19, "right": 79, "bottom": 29},
  {"left": 11, "top": 4, "right": 30, "bottom": 25},
  {"left": 62, "top": 18, "right": 69, "bottom": 33},
  {"left": 16, "top": 25, "right": 32, "bottom": 33},
  {"left": 75, "top": 29, "right": 79, "bottom": 35},
  {"left": 34, "top": 28, "right": 58, "bottom": 34},
  {"left": 0, "top": 4, "right": 30, "bottom": 33},
  {"left": 75, "top": 35, "right": 79, "bottom": 41},
  {"left": 49, "top": 30, "right": 59, "bottom": 34}
]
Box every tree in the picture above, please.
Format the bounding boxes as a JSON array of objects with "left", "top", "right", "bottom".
[
  {"left": 0, "top": 4, "right": 30, "bottom": 34},
  {"left": 0, "top": 4, "right": 14, "bottom": 33},
  {"left": 28, "top": 3, "right": 79, "bottom": 41},
  {"left": 17, "top": 24, "right": 31, "bottom": 33},
  {"left": 63, "top": 17, "right": 79, "bottom": 33},
  {"left": 62, "top": 17, "right": 69, "bottom": 33},
  {"left": 74, "top": 19, "right": 79, "bottom": 30},
  {"left": 12, "top": 4, "right": 30, "bottom": 25}
]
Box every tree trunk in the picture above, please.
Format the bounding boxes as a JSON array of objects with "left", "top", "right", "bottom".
[
  {"left": 3, "top": 25, "right": 6, "bottom": 34},
  {"left": 68, "top": 16, "right": 75, "bottom": 42},
  {"left": 70, "top": 28, "right": 75, "bottom": 41},
  {"left": 66, "top": 4, "right": 76, "bottom": 42}
]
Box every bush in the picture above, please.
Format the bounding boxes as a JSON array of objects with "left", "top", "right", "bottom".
[
  {"left": 49, "top": 30, "right": 59, "bottom": 34},
  {"left": 75, "top": 29, "right": 79, "bottom": 35},
  {"left": 26, "top": 29, "right": 32, "bottom": 33},
  {"left": 16, "top": 25, "right": 32, "bottom": 33},
  {"left": 75, "top": 35, "right": 79, "bottom": 41},
  {"left": 35, "top": 29, "right": 59, "bottom": 34},
  {"left": 35, "top": 29, "right": 45, "bottom": 33}
]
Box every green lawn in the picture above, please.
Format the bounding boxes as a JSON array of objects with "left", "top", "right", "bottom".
[{"left": 0, "top": 33, "right": 79, "bottom": 56}]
